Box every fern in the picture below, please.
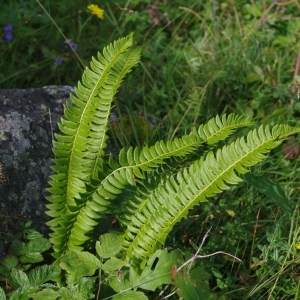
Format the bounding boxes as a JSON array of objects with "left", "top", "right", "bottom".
[
  {"left": 62, "top": 113, "right": 254, "bottom": 254},
  {"left": 46, "top": 34, "right": 299, "bottom": 267},
  {"left": 121, "top": 125, "right": 300, "bottom": 265},
  {"left": 46, "top": 34, "right": 141, "bottom": 257}
]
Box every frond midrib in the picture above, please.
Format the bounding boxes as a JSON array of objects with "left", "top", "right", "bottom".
[
  {"left": 66, "top": 36, "right": 134, "bottom": 204},
  {"left": 91, "top": 47, "right": 141, "bottom": 178},
  {"left": 155, "top": 128, "right": 283, "bottom": 245}
]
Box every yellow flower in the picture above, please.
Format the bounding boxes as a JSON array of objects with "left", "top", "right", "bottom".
[
  {"left": 87, "top": 4, "right": 104, "bottom": 20},
  {"left": 296, "top": 242, "right": 300, "bottom": 250}
]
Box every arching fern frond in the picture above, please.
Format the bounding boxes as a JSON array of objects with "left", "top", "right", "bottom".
[
  {"left": 46, "top": 33, "right": 141, "bottom": 257},
  {"left": 121, "top": 124, "right": 300, "bottom": 266},
  {"left": 197, "top": 113, "right": 253, "bottom": 144},
  {"left": 116, "top": 113, "right": 254, "bottom": 226},
  {"left": 63, "top": 114, "right": 254, "bottom": 253},
  {"left": 45, "top": 33, "right": 298, "bottom": 269},
  {"left": 65, "top": 133, "right": 202, "bottom": 252}
]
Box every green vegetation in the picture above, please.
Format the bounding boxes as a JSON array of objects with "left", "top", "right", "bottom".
[{"left": 1, "top": 1, "right": 300, "bottom": 299}]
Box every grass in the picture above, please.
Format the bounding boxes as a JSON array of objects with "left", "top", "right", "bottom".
[{"left": 0, "top": 0, "right": 299, "bottom": 299}]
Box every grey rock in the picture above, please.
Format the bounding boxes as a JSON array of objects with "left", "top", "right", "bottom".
[{"left": 0, "top": 86, "right": 74, "bottom": 256}]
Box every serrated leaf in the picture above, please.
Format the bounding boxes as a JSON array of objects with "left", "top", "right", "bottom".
[
  {"left": 109, "top": 268, "right": 132, "bottom": 293},
  {"left": 0, "top": 255, "right": 18, "bottom": 274},
  {"left": 28, "top": 265, "right": 61, "bottom": 287},
  {"left": 96, "top": 232, "right": 123, "bottom": 259},
  {"left": 7, "top": 287, "right": 33, "bottom": 300},
  {"left": 68, "top": 277, "right": 96, "bottom": 299},
  {"left": 9, "top": 268, "right": 30, "bottom": 289},
  {"left": 136, "top": 249, "right": 181, "bottom": 291},
  {"left": 13, "top": 235, "right": 51, "bottom": 264},
  {"left": 29, "top": 288, "right": 60, "bottom": 300},
  {"left": 57, "top": 287, "right": 72, "bottom": 299},
  {"left": 175, "top": 275, "right": 216, "bottom": 300},
  {"left": 102, "top": 258, "right": 129, "bottom": 273},
  {"left": 0, "top": 287, "right": 6, "bottom": 300},
  {"left": 112, "top": 291, "right": 148, "bottom": 300},
  {"left": 59, "top": 251, "right": 101, "bottom": 285}
]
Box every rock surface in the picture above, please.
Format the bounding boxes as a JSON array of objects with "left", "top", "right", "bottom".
[{"left": 0, "top": 86, "right": 74, "bottom": 256}]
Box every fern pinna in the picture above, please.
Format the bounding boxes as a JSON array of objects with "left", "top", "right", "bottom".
[{"left": 46, "top": 34, "right": 299, "bottom": 266}]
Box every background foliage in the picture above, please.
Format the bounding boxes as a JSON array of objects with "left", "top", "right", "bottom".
[{"left": 0, "top": 0, "right": 300, "bottom": 299}]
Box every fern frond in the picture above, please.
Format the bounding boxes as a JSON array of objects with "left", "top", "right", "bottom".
[
  {"left": 65, "top": 134, "right": 203, "bottom": 251},
  {"left": 117, "top": 114, "right": 253, "bottom": 226},
  {"left": 64, "top": 114, "right": 254, "bottom": 252},
  {"left": 197, "top": 113, "right": 253, "bottom": 144},
  {"left": 122, "top": 124, "right": 299, "bottom": 265},
  {"left": 46, "top": 34, "right": 141, "bottom": 257}
]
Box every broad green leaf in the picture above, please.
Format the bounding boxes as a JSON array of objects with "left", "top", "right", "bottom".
[
  {"left": 0, "top": 287, "right": 6, "bottom": 300},
  {"left": 29, "top": 288, "right": 60, "bottom": 300},
  {"left": 28, "top": 265, "right": 61, "bottom": 287},
  {"left": 10, "top": 234, "right": 51, "bottom": 264},
  {"left": 96, "top": 232, "right": 123, "bottom": 259},
  {"left": 175, "top": 275, "right": 217, "bottom": 300},
  {"left": 137, "top": 249, "right": 181, "bottom": 291},
  {"left": 9, "top": 268, "right": 30, "bottom": 289},
  {"left": 59, "top": 251, "right": 101, "bottom": 285},
  {"left": 109, "top": 268, "right": 132, "bottom": 292},
  {"left": 0, "top": 255, "right": 18, "bottom": 274},
  {"left": 57, "top": 287, "right": 72, "bottom": 299},
  {"left": 112, "top": 291, "right": 148, "bottom": 300},
  {"left": 102, "top": 258, "right": 129, "bottom": 273},
  {"left": 68, "top": 277, "right": 96, "bottom": 299},
  {"left": 8, "top": 287, "right": 34, "bottom": 300}
]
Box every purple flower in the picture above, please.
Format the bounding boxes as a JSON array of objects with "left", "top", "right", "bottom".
[
  {"left": 64, "top": 39, "right": 78, "bottom": 51},
  {"left": 4, "top": 24, "right": 13, "bottom": 32},
  {"left": 55, "top": 57, "right": 64, "bottom": 65},
  {"left": 3, "top": 32, "right": 13, "bottom": 42}
]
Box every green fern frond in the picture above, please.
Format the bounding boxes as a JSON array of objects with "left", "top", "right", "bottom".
[
  {"left": 122, "top": 124, "right": 299, "bottom": 265},
  {"left": 65, "top": 134, "right": 203, "bottom": 251},
  {"left": 46, "top": 34, "right": 141, "bottom": 257},
  {"left": 197, "top": 113, "right": 253, "bottom": 144},
  {"left": 45, "top": 32, "right": 298, "bottom": 268},
  {"left": 116, "top": 113, "right": 254, "bottom": 226},
  {"left": 64, "top": 113, "right": 254, "bottom": 252}
]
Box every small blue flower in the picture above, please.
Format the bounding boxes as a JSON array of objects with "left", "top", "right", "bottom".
[
  {"left": 3, "top": 32, "right": 13, "bottom": 42},
  {"left": 3, "top": 24, "right": 13, "bottom": 32},
  {"left": 64, "top": 39, "right": 78, "bottom": 51},
  {"left": 55, "top": 57, "right": 64, "bottom": 65}
]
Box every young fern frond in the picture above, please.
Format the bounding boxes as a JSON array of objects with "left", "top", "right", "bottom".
[
  {"left": 46, "top": 34, "right": 141, "bottom": 257},
  {"left": 121, "top": 124, "right": 300, "bottom": 265}
]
